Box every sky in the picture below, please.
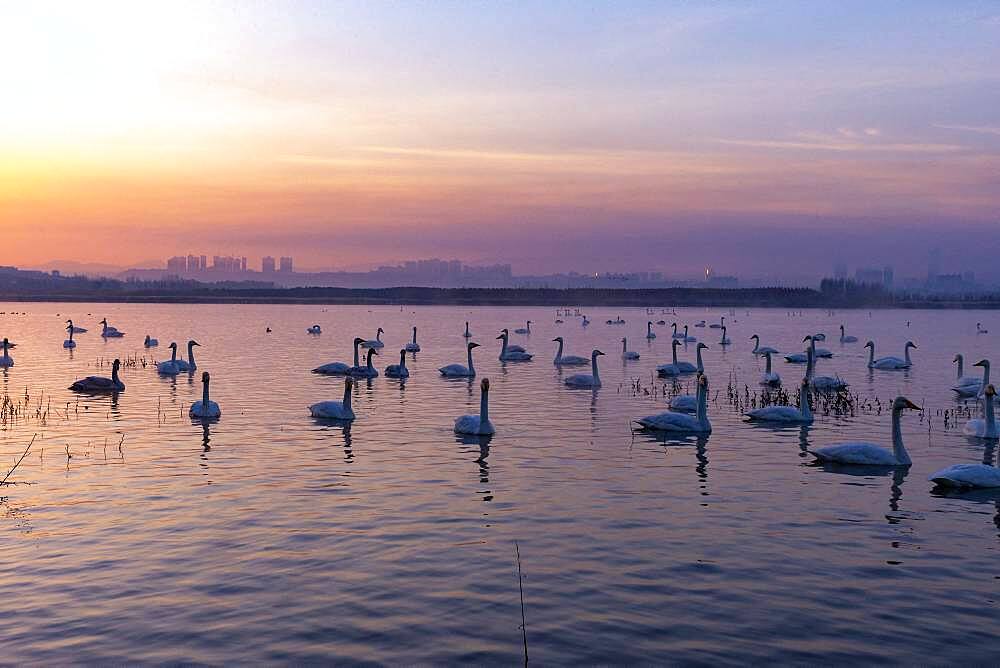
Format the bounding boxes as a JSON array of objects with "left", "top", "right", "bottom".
[{"left": 2, "top": 0, "right": 999, "bottom": 280}]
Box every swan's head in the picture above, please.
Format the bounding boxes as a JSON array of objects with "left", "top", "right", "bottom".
[
  {"left": 468, "top": 342, "right": 480, "bottom": 350},
  {"left": 526, "top": 321, "right": 531, "bottom": 326},
  {"left": 801, "top": 377, "right": 809, "bottom": 388},
  {"left": 100, "top": 318, "right": 107, "bottom": 325},
  {"left": 905, "top": 341, "right": 917, "bottom": 349},
  {"left": 802, "top": 335, "right": 813, "bottom": 343},
  {"left": 974, "top": 359, "right": 990, "bottom": 368},
  {"left": 672, "top": 339, "right": 680, "bottom": 348},
  {"left": 699, "top": 374, "right": 708, "bottom": 388},
  {"left": 552, "top": 337, "right": 563, "bottom": 342},
  {"left": 750, "top": 334, "right": 759, "bottom": 341},
  {"left": 377, "top": 327, "right": 384, "bottom": 335},
  {"left": 344, "top": 377, "right": 353, "bottom": 390},
  {"left": 892, "top": 396, "right": 921, "bottom": 412},
  {"left": 648, "top": 321, "right": 653, "bottom": 326},
  {"left": 593, "top": 349, "right": 605, "bottom": 357},
  {"left": 169, "top": 342, "right": 177, "bottom": 350},
  {"left": 953, "top": 354, "right": 962, "bottom": 363},
  {"left": 202, "top": 371, "right": 210, "bottom": 384},
  {"left": 501, "top": 328, "right": 510, "bottom": 335},
  {"left": 840, "top": 324, "right": 845, "bottom": 331},
  {"left": 190, "top": 340, "right": 200, "bottom": 347},
  {"left": 481, "top": 378, "right": 490, "bottom": 392},
  {"left": 985, "top": 384, "right": 996, "bottom": 397},
  {"left": 353, "top": 337, "right": 364, "bottom": 345},
  {"left": 112, "top": 358, "right": 121, "bottom": 371},
  {"left": 621, "top": 337, "right": 626, "bottom": 343},
  {"left": 697, "top": 342, "right": 709, "bottom": 351}
]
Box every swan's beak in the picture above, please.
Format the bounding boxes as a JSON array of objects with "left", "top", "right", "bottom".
[
  {"left": 496, "top": 335, "right": 504, "bottom": 340},
  {"left": 470, "top": 343, "right": 480, "bottom": 348},
  {"left": 802, "top": 336, "right": 811, "bottom": 342},
  {"left": 903, "top": 399, "right": 921, "bottom": 411},
  {"left": 595, "top": 350, "right": 605, "bottom": 356},
  {"left": 974, "top": 360, "right": 988, "bottom": 367},
  {"left": 552, "top": 338, "right": 559, "bottom": 342}
]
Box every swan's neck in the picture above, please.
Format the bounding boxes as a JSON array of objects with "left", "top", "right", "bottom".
[
  {"left": 591, "top": 354, "right": 600, "bottom": 383},
  {"left": 672, "top": 345, "right": 678, "bottom": 365},
  {"left": 112, "top": 365, "right": 120, "bottom": 384},
  {"left": 956, "top": 355, "right": 964, "bottom": 379},
  {"left": 203, "top": 379, "right": 210, "bottom": 406},
  {"left": 867, "top": 345, "right": 875, "bottom": 366},
  {"left": 467, "top": 347, "right": 475, "bottom": 374},
  {"left": 696, "top": 347, "right": 704, "bottom": 373},
  {"left": 480, "top": 387, "right": 489, "bottom": 424},
  {"left": 500, "top": 336, "right": 508, "bottom": 355},
  {"left": 806, "top": 348, "right": 815, "bottom": 379},
  {"left": 891, "top": 408, "right": 911, "bottom": 464},
  {"left": 555, "top": 339, "right": 564, "bottom": 361},
  {"left": 752, "top": 337, "right": 759, "bottom": 353},
  {"left": 412, "top": 328, "right": 417, "bottom": 344},
  {"left": 353, "top": 341, "right": 360, "bottom": 367},
  {"left": 343, "top": 383, "right": 352, "bottom": 408},
  {"left": 188, "top": 343, "right": 196, "bottom": 366},
  {"left": 904, "top": 346, "right": 911, "bottom": 364},
  {"left": 765, "top": 353, "right": 772, "bottom": 375},
  {"left": 985, "top": 393, "right": 997, "bottom": 437},
  {"left": 465, "top": 322, "right": 469, "bottom": 335},
  {"left": 399, "top": 350, "right": 406, "bottom": 368},
  {"left": 621, "top": 339, "right": 627, "bottom": 354},
  {"left": 800, "top": 384, "right": 812, "bottom": 420},
  {"left": 648, "top": 323, "right": 652, "bottom": 335},
  {"left": 366, "top": 351, "right": 374, "bottom": 369},
  {"left": 170, "top": 346, "right": 177, "bottom": 363},
  {"left": 983, "top": 363, "right": 991, "bottom": 388},
  {"left": 696, "top": 381, "right": 708, "bottom": 425},
  {"left": 671, "top": 323, "right": 677, "bottom": 335}
]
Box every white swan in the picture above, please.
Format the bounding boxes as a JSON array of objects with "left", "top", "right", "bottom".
[
  {"left": 636, "top": 374, "right": 712, "bottom": 433},
  {"left": 670, "top": 322, "right": 684, "bottom": 339},
  {"left": 809, "top": 396, "right": 919, "bottom": 466},
  {"left": 760, "top": 351, "right": 781, "bottom": 387},
  {"left": 513, "top": 321, "right": 532, "bottom": 335},
  {"left": 621, "top": 338, "right": 640, "bottom": 360},
  {"left": 440, "top": 342, "right": 479, "bottom": 377},
  {"left": 718, "top": 326, "right": 731, "bottom": 345},
  {"left": 839, "top": 325, "right": 858, "bottom": 343},
  {"left": 683, "top": 325, "right": 697, "bottom": 342},
  {"left": 745, "top": 378, "right": 813, "bottom": 424},
  {"left": 190, "top": 371, "right": 221, "bottom": 419},
  {"left": 313, "top": 337, "right": 363, "bottom": 375},
  {"left": 646, "top": 321, "right": 656, "bottom": 339},
  {"left": 362, "top": 327, "right": 384, "bottom": 349},
  {"left": 564, "top": 349, "right": 604, "bottom": 388},
  {"left": 552, "top": 337, "right": 588, "bottom": 366},
  {"left": 63, "top": 322, "right": 76, "bottom": 349},
  {"left": 498, "top": 331, "right": 532, "bottom": 361},
  {"left": 385, "top": 349, "right": 410, "bottom": 378},
  {"left": 174, "top": 340, "right": 200, "bottom": 372},
  {"left": 669, "top": 344, "right": 710, "bottom": 411},
  {"left": 812, "top": 333, "right": 826, "bottom": 341},
  {"left": 750, "top": 334, "right": 779, "bottom": 356},
  {"left": 455, "top": 378, "right": 495, "bottom": 435},
  {"left": 865, "top": 340, "right": 916, "bottom": 370},
  {"left": 694, "top": 320, "right": 706, "bottom": 328},
  {"left": 498, "top": 329, "right": 526, "bottom": 353},
  {"left": 463, "top": 321, "right": 472, "bottom": 338},
  {"left": 709, "top": 316, "right": 725, "bottom": 329},
  {"left": 67, "top": 321, "right": 87, "bottom": 333},
  {"left": 953, "top": 358, "right": 989, "bottom": 398},
  {"left": 144, "top": 334, "right": 159, "bottom": 348},
  {"left": 929, "top": 388, "right": 1000, "bottom": 488},
  {"left": 99, "top": 318, "right": 124, "bottom": 338},
  {"left": 0, "top": 338, "right": 13, "bottom": 367},
  {"left": 405, "top": 326, "right": 421, "bottom": 352},
  {"left": 784, "top": 336, "right": 814, "bottom": 364},
  {"left": 657, "top": 339, "right": 696, "bottom": 376},
  {"left": 309, "top": 378, "right": 355, "bottom": 420},
  {"left": 70, "top": 358, "right": 124, "bottom": 392},
  {"left": 349, "top": 348, "right": 379, "bottom": 378},
  {"left": 806, "top": 344, "right": 848, "bottom": 391},
  {"left": 157, "top": 342, "right": 182, "bottom": 375},
  {"left": 977, "top": 322, "right": 989, "bottom": 335}
]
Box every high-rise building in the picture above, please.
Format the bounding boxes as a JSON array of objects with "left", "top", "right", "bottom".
[
  {"left": 262, "top": 256, "right": 276, "bottom": 273},
  {"left": 187, "top": 254, "right": 200, "bottom": 272},
  {"left": 882, "top": 266, "right": 894, "bottom": 288},
  {"left": 200, "top": 255, "right": 207, "bottom": 270},
  {"left": 166, "top": 256, "right": 187, "bottom": 273},
  {"left": 241, "top": 257, "right": 247, "bottom": 272},
  {"left": 279, "top": 256, "right": 293, "bottom": 272}
]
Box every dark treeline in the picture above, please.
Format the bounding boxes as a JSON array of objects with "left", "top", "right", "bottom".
[{"left": 3, "top": 268, "right": 1000, "bottom": 308}]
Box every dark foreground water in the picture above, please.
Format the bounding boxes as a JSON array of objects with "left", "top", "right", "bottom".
[{"left": 0, "top": 303, "right": 997, "bottom": 664}]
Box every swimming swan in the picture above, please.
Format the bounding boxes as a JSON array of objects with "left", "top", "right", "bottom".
[
  {"left": 513, "top": 321, "right": 532, "bottom": 335},
  {"left": 309, "top": 378, "right": 356, "bottom": 420},
  {"left": 865, "top": 340, "right": 916, "bottom": 370},
  {"left": 173, "top": 340, "right": 200, "bottom": 372},
  {"left": 70, "top": 358, "right": 124, "bottom": 392},
  {"left": 156, "top": 342, "right": 181, "bottom": 375},
  {"left": 144, "top": 334, "right": 159, "bottom": 347},
  {"left": 454, "top": 378, "right": 495, "bottom": 435},
  {"left": 657, "top": 339, "right": 697, "bottom": 376},
  {"left": 750, "top": 334, "right": 779, "bottom": 355},
  {"left": 63, "top": 322, "right": 76, "bottom": 349},
  {"left": 962, "top": 383, "right": 998, "bottom": 438},
  {"left": 313, "top": 337, "right": 363, "bottom": 375},
  {"left": 636, "top": 374, "right": 712, "bottom": 433},
  {"left": 498, "top": 331, "right": 532, "bottom": 361},
  {"left": 385, "top": 349, "right": 410, "bottom": 378},
  {"left": 745, "top": 377, "right": 813, "bottom": 424},
  {"left": 564, "top": 350, "right": 604, "bottom": 388},
  {"left": 498, "top": 329, "right": 526, "bottom": 353},
  {"left": 552, "top": 337, "right": 588, "bottom": 366},
  {"left": 405, "top": 327, "right": 421, "bottom": 352},
  {"left": 440, "top": 342, "right": 479, "bottom": 377},
  {"left": 760, "top": 351, "right": 781, "bottom": 387},
  {"left": 621, "top": 338, "right": 640, "bottom": 360},
  {"left": 718, "top": 326, "right": 731, "bottom": 345},
  {"left": 646, "top": 321, "right": 657, "bottom": 339},
  {"left": 839, "top": 325, "right": 858, "bottom": 343},
  {"left": 0, "top": 338, "right": 13, "bottom": 367},
  {"left": 928, "top": 387, "right": 1000, "bottom": 488},
  {"left": 809, "top": 396, "right": 920, "bottom": 466},
  {"left": 190, "top": 371, "right": 221, "bottom": 419},
  {"left": 463, "top": 321, "right": 472, "bottom": 338},
  {"left": 99, "top": 318, "right": 124, "bottom": 338},
  {"left": 307, "top": 324, "right": 322, "bottom": 334},
  {"left": 362, "top": 328, "right": 385, "bottom": 349},
  {"left": 953, "top": 359, "right": 989, "bottom": 398},
  {"left": 349, "top": 348, "right": 379, "bottom": 378}
]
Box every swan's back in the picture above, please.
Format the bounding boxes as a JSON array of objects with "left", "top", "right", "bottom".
[
  {"left": 439, "top": 363, "right": 471, "bottom": 376},
  {"left": 929, "top": 464, "right": 1000, "bottom": 488},
  {"left": 191, "top": 400, "right": 221, "bottom": 418},
  {"left": 564, "top": 373, "right": 598, "bottom": 387},
  {"left": 669, "top": 395, "right": 697, "bottom": 413},
  {"left": 313, "top": 362, "right": 350, "bottom": 375},
  {"left": 309, "top": 401, "right": 353, "bottom": 420},
  {"left": 811, "top": 442, "right": 895, "bottom": 465},
  {"left": 636, "top": 411, "right": 699, "bottom": 431}
]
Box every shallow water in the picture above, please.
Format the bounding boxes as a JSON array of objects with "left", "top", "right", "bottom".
[{"left": 0, "top": 303, "right": 997, "bottom": 664}]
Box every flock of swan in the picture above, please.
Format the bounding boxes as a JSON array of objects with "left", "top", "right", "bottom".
[{"left": 5, "top": 314, "right": 998, "bottom": 490}]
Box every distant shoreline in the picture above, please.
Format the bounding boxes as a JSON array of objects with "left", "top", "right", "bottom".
[{"left": 2, "top": 286, "right": 1000, "bottom": 309}]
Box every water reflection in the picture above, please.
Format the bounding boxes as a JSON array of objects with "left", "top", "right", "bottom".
[{"left": 455, "top": 432, "right": 492, "bottom": 503}]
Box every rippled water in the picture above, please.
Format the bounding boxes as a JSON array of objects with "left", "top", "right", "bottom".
[{"left": 0, "top": 303, "right": 998, "bottom": 663}]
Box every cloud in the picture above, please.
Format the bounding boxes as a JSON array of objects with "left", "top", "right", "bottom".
[
  {"left": 934, "top": 124, "right": 1000, "bottom": 136},
  {"left": 714, "top": 137, "right": 963, "bottom": 153}
]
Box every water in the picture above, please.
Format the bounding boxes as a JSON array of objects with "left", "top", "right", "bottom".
[{"left": 0, "top": 303, "right": 997, "bottom": 664}]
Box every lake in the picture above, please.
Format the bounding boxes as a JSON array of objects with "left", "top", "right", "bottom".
[{"left": 0, "top": 303, "right": 997, "bottom": 664}]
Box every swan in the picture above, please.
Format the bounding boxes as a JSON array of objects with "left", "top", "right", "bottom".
[
  {"left": 463, "top": 321, "right": 472, "bottom": 338},
  {"left": 564, "top": 350, "right": 604, "bottom": 388},
  {"left": 646, "top": 321, "right": 657, "bottom": 339},
  {"left": 174, "top": 340, "right": 200, "bottom": 372},
  {"left": 405, "top": 327, "right": 421, "bottom": 352},
  {"left": 309, "top": 378, "right": 356, "bottom": 420},
  {"left": 190, "top": 371, "right": 221, "bottom": 419},
  {"left": 67, "top": 321, "right": 87, "bottom": 333},
  {"left": 314, "top": 338, "right": 363, "bottom": 375},
  {"left": 621, "top": 337, "right": 640, "bottom": 360},
  {"left": 498, "top": 331, "right": 532, "bottom": 361},
  {"left": 656, "top": 320, "right": 666, "bottom": 325},
  {"left": 694, "top": 320, "right": 706, "bottom": 328},
  {"left": 812, "top": 333, "right": 826, "bottom": 341},
  {"left": 963, "top": 383, "right": 998, "bottom": 438},
  {"left": 865, "top": 340, "right": 916, "bottom": 370},
  {"left": 809, "top": 396, "right": 920, "bottom": 466},
  {"left": 307, "top": 324, "right": 322, "bottom": 334},
  {"left": 581, "top": 316, "right": 590, "bottom": 326},
  {"left": 718, "top": 326, "right": 731, "bottom": 345},
  {"left": 683, "top": 325, "right": 697, "bottom": 342},
  {"left": 63, "top": 322, "right": 76, "bottom": 349},
  {"left": 953, "top": 359, "right": 989, "bottom": 398},
  {"left": 839, "top": 325, "right": 858, "bottom": 343},
  {"left": 784, "top": 336, "right": 813, "bottom": 363},
  {"left": 745, "top": 378, "right": 814, "bottom": 424},
  {"left": 100, "top": 318, "right": 124, "bottom": 338},
  {"left": 669, "top": 345, "right": 710, "bottom": 410},
  {"left": 385, "top": 349, "right": 410, "bottom": 378},
  {"left": 750, "top": 334, "right": 779, "bottom": 355},
  {"left": 709, "top": 317, "right": 725, "bottom": 329},
  {"left": 440, "top": 342, "right": 479, "bottom": 377},
  {"left": 635, "top": 374, "right": 712, "bottom": 433},
  {"left": 657, "top": 339, "right": 697, "bottom": 376},
  {"left": 70, "top": 358, "right": 125, "bottom": 392},
  {"left": 498, "top": 329, "right": 526, "bottom": 353},
  {"left": 806, "top": 345, "right": 848, "bottom": 392},
  {"left": 362, "top": 328, "right": 384, "bottom": 349},
  {"left": 349, "top": 347, "right": 379, "bottom": 378},
  {"left": 929, "top": 388, "right": 1000, "bottom": 488},
  {"left": 513, "top": 321, "right": 532, "bottom": 335},
  {"left": 760, "top": 351, "right": 781, "bottom": 387},
  {"left": 454, "top": 378, "right": 495, "bottom": 435},
  {"left": 670, "top": 323, "right": 684, "bottom": 339},
  {"left": 977, "top": 322, "right": 989, "bottom": 335},
  {"left": 0, "top": 338, "right": 13, "bottom": 367},
  {"left": 552, "top": 337, "right": 588, "bottom": 366},
  {"left": 157, "top": 342, "right": 181, "bottom": 375},
  {"left": 144, "top": 334, "right": 159, "bottom": 347}
]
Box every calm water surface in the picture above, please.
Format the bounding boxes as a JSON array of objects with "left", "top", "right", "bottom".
[{"left": 0, "top": 303, "right": 998, "bottom": 664}]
